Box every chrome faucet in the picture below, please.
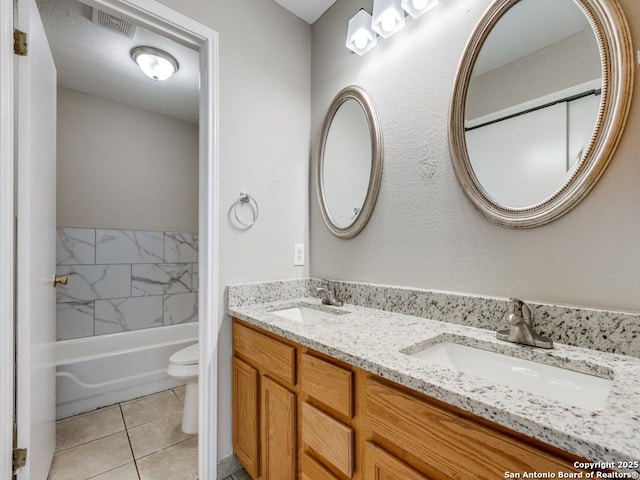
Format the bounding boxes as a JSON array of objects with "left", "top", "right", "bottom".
[
  {"left": 496, "top": 298, "right": 553, "bottom": 349},
  {"left": 316, "top": 287, "right": 343, "bottom": 307}
]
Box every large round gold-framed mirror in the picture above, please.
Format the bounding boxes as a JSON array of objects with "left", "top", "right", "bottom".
[
  {"left": 317, "top": 86, "right": 383, "bottom": 239},
  {"left": 449, "top": 0, "right": 633, "bottom": 228}
]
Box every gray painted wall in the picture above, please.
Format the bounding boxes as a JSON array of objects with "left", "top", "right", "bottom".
[
  {"left": 310, "top": 0, "right": 640, "bottom": 314},
  {"left": 155, "top": 0, "right": 311, "bottom": 459},
  {"left": 57, "top": 87, "right": 199, "bottom": 232}
]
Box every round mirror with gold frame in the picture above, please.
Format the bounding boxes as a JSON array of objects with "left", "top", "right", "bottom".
[
  {"left": 449, "top": 0, "right": 633, "bottom": 228},
  {"left": 317, "top": 86, "right": 383, "bottom": 239}
]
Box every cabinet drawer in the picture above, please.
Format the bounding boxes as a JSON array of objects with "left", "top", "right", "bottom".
[
  {"left": 233, "top": 321, "right": 296, "bottom": 386},
  {"left": 301, "top": 402, "right": 354, "bottom": 478},
  {"left": 364, "top": 442, "right": 431, "bottom": 480},
  {"left": 301, "top": 453, "right": 340, "bottom": 480},
  {"left": 300, "top": 353, "right": 353, "bottom": 418},
  {"left": 366, "top": 378, "right": 583, "bottom": 480}
]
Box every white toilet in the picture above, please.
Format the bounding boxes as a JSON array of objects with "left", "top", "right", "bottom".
[{"left": 167, "top": 342, "right": 199, "bottom": 434}]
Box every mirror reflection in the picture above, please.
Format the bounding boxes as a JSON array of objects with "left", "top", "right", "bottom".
[
  {"left": 323, "top": 99, "right": 372, "bottom": 228},
  {"left": 464, "top": 0, "right": 602, "bottom": 208}
]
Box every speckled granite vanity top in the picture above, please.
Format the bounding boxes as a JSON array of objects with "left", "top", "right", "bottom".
[{"left": 228, "top": 289, "right": 640, "bottom": 474}]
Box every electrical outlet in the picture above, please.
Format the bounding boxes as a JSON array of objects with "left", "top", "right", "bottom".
[{"left": 294, "top": 243, "right": 304, "bottom": 266}]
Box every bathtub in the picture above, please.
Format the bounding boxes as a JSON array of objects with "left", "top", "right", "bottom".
[{"left": 55, "top": 323, "right": 198, "bottom": 419}]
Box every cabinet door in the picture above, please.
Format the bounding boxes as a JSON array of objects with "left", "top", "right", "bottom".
[
  {"left": 262, "top": 377, "right": 296, "bottom": 480},
  {"left": 364, "top": 442, "right": 431, "bottom": 480},
  {"left": 233, "top": 357, "right": 259, "bottom": 479}
]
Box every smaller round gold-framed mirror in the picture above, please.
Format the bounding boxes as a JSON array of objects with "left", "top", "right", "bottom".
[{"left": 317, "top": 86, "right": 383, "bottom": 239}]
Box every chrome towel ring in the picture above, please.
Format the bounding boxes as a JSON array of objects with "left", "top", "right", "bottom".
[{"left": 232, "top": 192, "right": 259, "bottom": 227}]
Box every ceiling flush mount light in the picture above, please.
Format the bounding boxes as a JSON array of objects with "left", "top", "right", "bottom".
[
  {"left": 131, "top": 46, "right": 179, "bottom": 81},
  {"left": 372, "top": 0, "right": 406, "bottom": 39},
  {"left": 346, "top": 9, "right": 378, "bottom": 55},
  {"left": 402, "top": 0, "right": 439, "bottom": 18}
]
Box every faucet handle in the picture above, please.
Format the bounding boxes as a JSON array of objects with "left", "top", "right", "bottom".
[
  {"left": 316, "top": 287, "right": 343, "bottom": 306},
  {"left": 509, "top": 297, "right": 523, "bottom": 312},
  {"left": 509, "top": 298, "right": 531, "bottom": 324}
]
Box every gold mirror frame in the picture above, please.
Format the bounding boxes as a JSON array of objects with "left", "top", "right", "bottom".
[
  {"left": 317, "top": 86, "right": 383, "bottom": 239},
  {"left": 449, "top": 0, "right": 633, "bottom": 228}
]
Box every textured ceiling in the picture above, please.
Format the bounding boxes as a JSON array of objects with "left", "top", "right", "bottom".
[
  {"left": 36, "top": 0, "right": 200, "bottom": 123},
  {"left": 36, "top": 0, "right": 337, "bottom": 123}
]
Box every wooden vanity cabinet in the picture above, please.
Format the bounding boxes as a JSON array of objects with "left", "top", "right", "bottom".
[
  {"left": 364, "top": 441, "right": 431, "bottom": 480},
  {"left": 261, "top": 377, "right": 296, "bottom": 480},
  {"left": 232, "top": 321, "right": 297, "bottom": 480},
  {"left": 232, "top": 319, "right": 595, "bottom": 480},
  {"left": 299, "top": 352, "right": 357, "bottom": 479},
  {"left": 364, "top": 377, "right": 587, "bottom": 480},
  {"left": 232, "top": 357, "right": 259, "bottom": 478}
]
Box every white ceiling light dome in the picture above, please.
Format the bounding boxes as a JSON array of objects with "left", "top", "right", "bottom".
[{"left": 131, "top": 46, "right": 179, "bottom": 81}]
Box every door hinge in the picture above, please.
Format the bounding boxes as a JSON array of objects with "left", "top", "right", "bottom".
[
  {"left": 13, "top": 29, "right": 27, "bottom": 56},
  {"left": 12, "top": 448, "right": 26, "bottom": 474}
]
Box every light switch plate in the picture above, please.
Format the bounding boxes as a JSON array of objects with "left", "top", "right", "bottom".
[{"left": 294, "top": 243, "right": 304, "bottom": 266}]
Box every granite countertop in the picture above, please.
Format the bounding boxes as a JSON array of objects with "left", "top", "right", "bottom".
[{"left": 228, "top": 297, "right": 640, "bottom": 474}]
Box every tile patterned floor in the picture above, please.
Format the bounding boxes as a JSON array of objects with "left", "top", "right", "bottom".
[
  {"left": 49, "top": 386, "right": 249, "bottom": 480},
  {"left": 222, "top": 470, "right": 251, "bottom": 480}
]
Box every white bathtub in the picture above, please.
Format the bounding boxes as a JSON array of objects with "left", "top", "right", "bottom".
[{"left": 55, "top": 323, "right": 198, "bottom": 419}]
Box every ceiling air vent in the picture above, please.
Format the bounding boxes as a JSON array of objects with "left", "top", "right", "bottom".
[{"left": 92, "top": 8, "right": 136, "bottom": 39}]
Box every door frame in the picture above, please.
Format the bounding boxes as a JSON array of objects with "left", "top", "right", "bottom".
[
  {"left": 0, "top": 0, "right": 220, "bottom": 478},
  {"left": 0, "top": 0, "right": 16, "bottom": 477}
]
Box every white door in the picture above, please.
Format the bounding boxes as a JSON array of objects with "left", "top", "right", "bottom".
[{"left": 15, "top": 0, "right": 57, "bottom": 477}]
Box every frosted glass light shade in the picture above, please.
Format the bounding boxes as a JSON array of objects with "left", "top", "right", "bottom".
[
  {"left": 131, "top": 46, "right": 179, "bottom": 81},
  {"left": 372, "top": 0, "right": 406, "bottom": 39},
  {"left": 402, "top": 0, "right": 439, "bottom": 18},
  {"left": 346, "top": 10, "right": 378, "bottom": 56}
]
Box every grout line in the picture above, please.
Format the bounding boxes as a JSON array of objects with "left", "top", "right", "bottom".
[
  {"left": 84, "top": 461, "right": 136, "bottom": 480},
  {"left": 119, "top": 403, "right": 142, "bottom": 480},
  {"left": 133, "top": 435, "right": 197, "bottom": 462},
  {"left": 54, "top": 388, "right": 200, "bottom": 479},
  {"left": 52, "top": 429, "right": 124, "bottom": 455},
  {"left": 170, "top": 387, "right": 182, "bottom": 404}
]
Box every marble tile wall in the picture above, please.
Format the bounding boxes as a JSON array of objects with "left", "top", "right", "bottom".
[{"left": 56, "top": 228, "right": 199, "bottom": 341}]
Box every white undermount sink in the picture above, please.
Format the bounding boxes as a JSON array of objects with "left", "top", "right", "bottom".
[
  {"left": 406, "top": 341, "right": 613, "bottom": 411},
  {"left": 269, "top": 305, "right": 342, "bottom": 322}
]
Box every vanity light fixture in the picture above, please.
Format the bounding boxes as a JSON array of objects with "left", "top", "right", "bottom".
[
  {"left": 346, "top": 9, "right": 378, "bottom": 56},
  {"left": 401, "top": 0, "right": 439, "bottom": 18},
  {"left": 371, "top": 0, "right": 406, "bottom": 38},
  {"left": 130, "top": 46, "right": 179, "bottom": 81},
  {"left": 347, "top": 0, "right": 439, "bottom": 56}
]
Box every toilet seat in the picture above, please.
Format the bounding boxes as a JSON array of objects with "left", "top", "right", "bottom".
[{"left": 169, "top": 343, "right": 199, "bottom": 365}]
